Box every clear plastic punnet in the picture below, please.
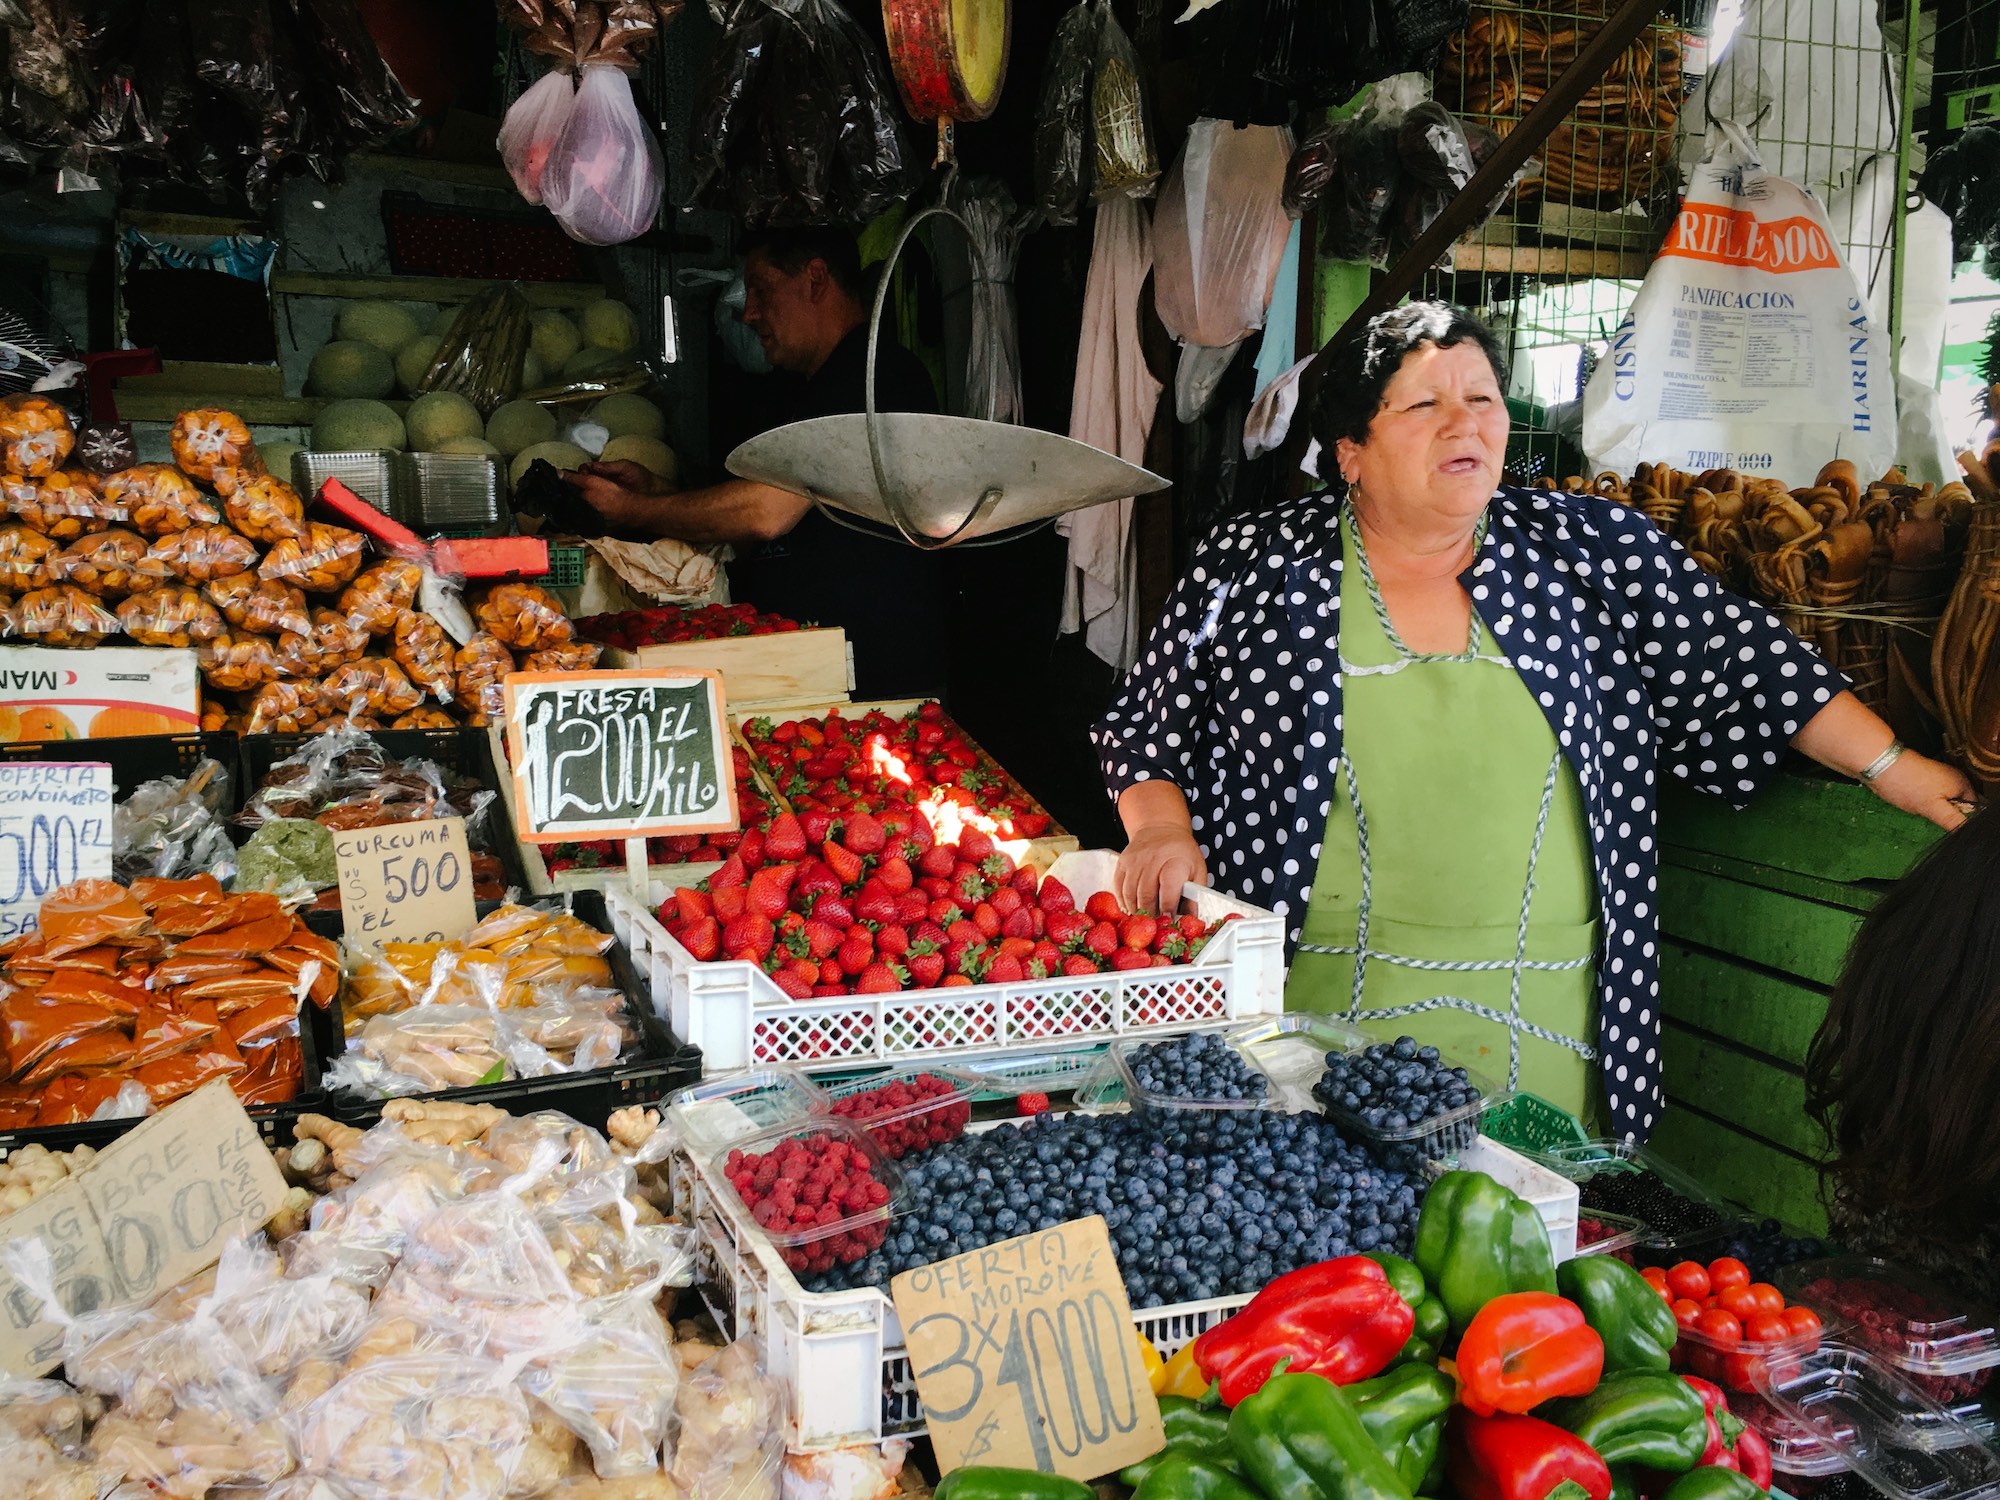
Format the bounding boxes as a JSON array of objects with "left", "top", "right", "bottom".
[
  {"left": 1778, "top": 1255, "right": 2000, "bottom": 1405},
  {"left": 667, "top": 1066, "right": 829, "bottom": 1155},
  {"left": 821, "top": 1064, "right": 982, "bottom": 1159},
  {"left": 711, "top": 1120, "right": 906, "bottom": 1275},
  {"left": 1755, "top": 1341, "right": 2000, "bottom": 1489},
  {"left": 1108, "top": 1030, "right": 1276, "bottom": 1112}
]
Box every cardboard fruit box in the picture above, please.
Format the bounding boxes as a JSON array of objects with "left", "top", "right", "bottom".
[
  {"left": 0, "top": 645, "right": 200, "bottom": 741},
  {"left": 597, "top": 624, "right": 852, "bottom": 709}
]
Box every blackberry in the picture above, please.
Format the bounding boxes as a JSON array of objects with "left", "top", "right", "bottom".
[{"left": 1580, "top": 1166, "right": 1725, "bottom": 1245}]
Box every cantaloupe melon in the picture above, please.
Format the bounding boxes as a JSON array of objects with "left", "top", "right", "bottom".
[
  {"left": 486, "top": 399, "right": 559, "bottom": 457},
  {"left": 592, "top": 393, "right": 664, "bottom": 441},
  {"left": 600, "top": 435, "right": 678, "bottom": 487},
  {"left": 562, "top": 345, "right": 624, "bottom": 379},
  {"left": 309, "top": 340, "right": 396, "bottom": 400},
  {"left": 510, "top": 440, "right": 590, "bottom": 487},
  {"left": 530, "top": 310, "right": 582, "bottom": 371},
  {"left": 312, "top": 399, "right": 406, "bottom": 452},
  {"left": 335, "top": 301, "right": 424, "bottom": 357},
  {"left": 581, "top": 299, "right": 638, "bottom": 352},
  {"left": 406, "top": 391, "right": 486, "bottom": 453},
  {"left": 434, "top": 436, "right": 501, "bottom": 457},
  {"left": 257, "top": 440, "right": 304, "bottom": 481},
  {"left": 395, "top": 334, "right": 443, "bottom": 396}
]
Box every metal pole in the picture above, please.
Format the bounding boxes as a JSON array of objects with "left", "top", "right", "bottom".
[{"left": 1889, "top": 4, "right": 1923, "bottom": 369}]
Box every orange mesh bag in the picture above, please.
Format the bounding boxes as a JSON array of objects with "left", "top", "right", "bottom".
[
  {"left": 0, "top": 395, "right": 75, "bottom": 478},
  {"left": 169, "top": 409, "right": 258, "bottom": 484},
  {"left": 10, "top": 584, "right": 119, "bottom": 646},
  {"left": 242, "top": 679, "right": 327, "bottom": 734},
  {"left": 320, "top": 656, "right": 424, "bottom": 718},
  {"left": 391, "top": 610, "right": 455, "bottom": 699},
  {"left": 198, "top": 629, "right": 285, "bottom": 692},
  {"left": 392, "top": 707, "right": 457, "bottom": 729},
  {"left": 0, "top": 524, "right": 56, "bottom": 591},
  {"left": 116, "top": 587, "right": 225, "bottom": 647},
  {"left": 6, "top": 470, "right": 122, "bottom": 541},
  {"left": 453, "top": 632, "right": 516, "bottom": 720},
  {"left": 521, "top": 640, "right": 602, "bottom": 672},
  {"left": 221, "top": 473, "right": 309, "bottom": 545},
  {"left": 51, "top": 529, "right": 172, "bottom": 597},
  {"left": 336, "top": 557, "right": 423, "bottom": 635},
  {"left": 275, "top": 607, "right": 367, "bottom": 678},
  {"left": 207, "top": 571, "right": 310, "bottom": 637},
  {"left": 151, "top": 524, "right": 259, "bottom": 584},
  {"left": 105, "top": 465, "right": 222, "bottom": 538},
  {"left": 259, "top": 523, "right": 367, "bottom": 594},
  {"left": 475, "top": 582, "right": 572, "bottom": 650}
]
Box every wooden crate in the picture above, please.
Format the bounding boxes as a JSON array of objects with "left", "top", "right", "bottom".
[
  {"left": 599, "top": 626, "right": 852, "bottom": 709},
  {"left": 1650, "top": 772, "right": 1943, "bottom": 1234}
]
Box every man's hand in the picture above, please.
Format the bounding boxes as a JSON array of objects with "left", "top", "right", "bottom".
[{"left": 561, "top": 461, "right": 668, "bottom": 532}]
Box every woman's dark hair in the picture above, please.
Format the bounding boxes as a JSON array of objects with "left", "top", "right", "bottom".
[
  {"left": 1310, "top": 301, "right": 1509, "bottom": 451},
  {"left": 1805, "top": 805, "right": 2000, "bottom": 1239}
]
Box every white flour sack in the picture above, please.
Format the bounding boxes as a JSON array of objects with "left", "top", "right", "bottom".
[{"left": 1583, "top": 123, "right": 1896, "bottom": 487}]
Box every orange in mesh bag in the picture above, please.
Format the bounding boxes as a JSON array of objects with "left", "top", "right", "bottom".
[
  {"left": 153, "top": 524, "right": 260, "bottom": 584},
  {"left": 169, "top": 409, "right": 258, "bottom": 485},
  {"left": 337, "top": 557, "right": 423, "bottom": 636},
  {"left": 0, "top": 395, "right": 75, "bottom": 479},
  {"left": 391, "top": 610, "right": 455, "bottom": 699},
  {"left": 207, "top": 571, "right": 310, "bottom": 637},
  {"left": 198, "top": 629, "right": 285, "bottom": 692},
  {"left": 105, "top": 465, "right": 222, "bottom": 538},
  {"left": 392, "top": 707, "right": 457, "bottom": 730},
  {"left": 521, "top": 640, "right": 602, "bottom": 673},
  {"left": 53, "top": 528, "right": 172, "bottom": 597},
  {"left": 243, "top": 679, "right": 327, "bottom": 735},
  {"left": 0, "top": 523, "right": 57, "bottom": 591},
  {"left": 7, "top": 470, "right": 122, "bottom": 541},
  {"left": 476, "top": 582, "right": 572, "bottom": 650},
  {"left": 276, "top": 607, "right": 368, "bottom": 678},
  {"left": 321, "top": 656, "right": 423, "bottom": 718},
  {"left": 221, "top": 473, "right": 309, "bottom": 545},
  {"left": 38, "top": 879, "right": 150, "bottom": 957},
  {"left": 453, "top": 632, "right": 516, "bottom": 718},
  {"left": 259, "top": 522, "right": 366, "bottom": 594},
  {"left": 11, "top": 584, "right": 120, "bottom": 646},
  {"left": 117, "top": 587, "right": 226, "bottom": 647}
]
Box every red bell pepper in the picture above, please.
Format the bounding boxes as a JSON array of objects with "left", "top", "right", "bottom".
[
  {"left": 1192, "top": 1255, "right": 1415, "bottom": 1405},
  {"left": 1449, "top": 1409, "right": 1614, "bottom": 1500},
  {"left": 1643, "top": 1377, "right": 1772, "bottom": 1494},
  {"left": 1457, "top": 1292, "right": 1606, "bottom": 1417}
]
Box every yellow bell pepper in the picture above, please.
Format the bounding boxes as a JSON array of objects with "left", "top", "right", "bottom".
[
  {"left": 1154, "top": 1340, "right": 1211, "bottom": 1398},
  {"left": 1136, "top": 1332, "right": 1165, "bottom": 1383}
]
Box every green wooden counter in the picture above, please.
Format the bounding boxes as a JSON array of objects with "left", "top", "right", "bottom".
[{"left": 1652, "top": 771, "right": 1944, "bottom": 1233}]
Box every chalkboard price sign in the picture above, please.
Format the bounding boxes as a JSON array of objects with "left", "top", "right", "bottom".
[{"left": 503, "top": 668, "right": 740, "bottom": 843}]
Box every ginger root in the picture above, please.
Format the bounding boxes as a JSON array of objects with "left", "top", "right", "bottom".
[{"left": 381, "top": 1096, "right": 505, "bottom": 1147}]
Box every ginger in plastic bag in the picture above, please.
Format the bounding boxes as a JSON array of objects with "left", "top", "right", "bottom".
[
  {"left": 0, "top": 524, "right": 56, "bottom": 592},
  {"left": 672, "top": 1338, "right": 783, "bottom": 1500},
  {"left": 10, "top": 585, "right": 119, "bottom": 647},
  {"left": 523, "top": 639, "right": 603, "bottom": 673},
  {"left": 5, "top": 470, "right": 121, "bottom": 541},
  {"left": 525, "top": 1291, "right": 677, "bottom": 1478},
  {"left": 208, "top": 571, "right": 311, "bottom": 637},
  {"left": 221, "top": 472, "right": 309, "bottom": 544},
  {"left": 454, "top": 632, "right": 516, "bottom": 719},
  {"left": 321, "top": 657, "right": 425, "bottom": 720},
  {"left": 260, "top": 522, "right": 367, "bottom": 594},
  {"left": 543, "top": 65, "right": 666, "bottom": 248},
  {"left": 199, "top": 629, "right": 285, "bottom": 692},
  {"left": 154, "top": 525, "right": 260, "bottom": 585},
  {"left": 476, "top": 581, "right": 572, "bottom": 651},
  {"left": 169, "top": 408, "right": 258, "bottom": 485},
  {"left": 209, "top": 1236, "right": 370, "bottom": 1380},
  {"left": 500, "top": 66, "right": 576, "bottom": 206},
  {"left": 0, "top": 395, "right": 75, "bottom": 479},
  {"left": 391, "top": 610, "right": 455, "bottom": 700},
  {"left": 105, "top": 464, "right": 222, "bottom": 538},
  {"left": 51, "top": 528, "right": 172, "bottom": 597},
  {"left": 339, "top": 558, "right": 423, "bottom": 637},
  {"left": 294, "top": 1354, "right": 532, "bottom": 1497}
]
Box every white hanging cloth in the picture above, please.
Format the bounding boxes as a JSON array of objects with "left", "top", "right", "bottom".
[{"left": 1059, "top": 195, "right": 1162, "bottom": 671}]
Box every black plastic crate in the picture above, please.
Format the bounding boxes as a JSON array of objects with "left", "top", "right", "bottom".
[
  {"left": 319, "top": 890, "right": 702, "bottom": 1134},
  {"left": 238, "top": 727, "right": 532, "bottom": 897},
  {"left": 0, "top": 731, "right": 242, "bottom": 807}
]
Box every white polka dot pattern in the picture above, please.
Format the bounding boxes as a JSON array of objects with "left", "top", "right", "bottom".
[{"left": 1091, "top": 486, "right": 1846, "bottom": 1141}]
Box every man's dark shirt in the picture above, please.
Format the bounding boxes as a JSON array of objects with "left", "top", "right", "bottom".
[{"left": 727, "top": 325, "right": 950, "bottom": 700}]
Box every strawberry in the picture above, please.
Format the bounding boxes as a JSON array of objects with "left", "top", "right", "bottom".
[
  {"left": 1156, "top": 932, "right": 1190, "bottom": 962},
  {"left": 812, "top": 893, "right": 856, "bottom": 929},
  {"left": 794, "top": 859, "right": 841, "bottom": 898},
  {"left": 1111, "top": 947, "right": 1153, "bottom": 971},
  {"left": 855, "top": 882, "right": 899, "bottom": 926},
  {"left": 679, "top": 917, "right": 720, "bottom": 960},
  {"left": 856, "top": 962, "right": 904, "bottom": 994},
  {"left": 747, "top": 865, "right": 796, "bottom": 920},
  {"left": 1061, "top": 954, "right": 1101, "bottom": 976},
  {"left": 918, "top": 876, "right": 952, "bottom": 899},
  {"left": 801, "top": 810, "right": 836, "bottom": 843},
  {"left": 1031, "top": 940, "right": 1063, "bottom": 975},
  {"left": 738, "top": 828, "right": 767, "bottom": 869},
  {"left": 822, "top": 840, "right": 865, "bottom": 885},
  {"left": 906, "top": 946, "right": 945, "bottom": 988},
  {"left": 1017, "top": 1091, "right": 1050, "bottom": 1115},
  {"left": 895, "top": 891, "right": 930, "bottom": 925},
  {"left": 711, "top": 854, "right": 748, "bottom": 890},
  {"left": 1000, "top": 907, "right": 1036, "bottom": 941},
  {"left": 1037, "top": 877, "right": 1075, "bottom": 915},
  {"left": 919, "top": 845, "right": 957, "bottom": 879},
  {"left": 876, "top": 855, "right": 914, "bottom": 894},
  {"left": 1084, "top": 922, "right": 1119, "bottom": 957},
  {"left": 958, "top": 828, "right": 995, "bottom": 863},
  {"left": 1084, "top": 891, "right": 1124, "bottom": 924},
  {"left": 836, "top": 934, "right": 875, "bottom": 977},
  {"left": 765, "top": 813, "right": 808, "bottom": 861},
  {"left": 1179, "top": 915, "right": 1207, "bottom": 939},
  {"left": 814, "top": 983, "right": 850, "bottom": 997},
  {"left": 987, "top": 953, "right": 1025, "bottom": 984},
  {"left": 772, "top": 969, "right": 812, "bottom": 999},
  {"left": 971, "top": 903, "right": 1002, "bottom": 939},
  {"left": 1120, "top": 914, "right": 1159, "bottom": 951},
  {"left": 801, "top": 919, "right": 843, "bottom": 960},
  {"left": 712, "top": 885, "right": 749, "bottom": 922},
  {"left": 1012, "top": 866, "right": 1041, "bottom": 897},
  {"left": 875, "top": 924, "right": 911, "bottom": 958},
  {"left": 723, "top": 913, "right": 774, "bottom": 959},
  {"left": 913, "top": 920, "right": 948, "bottom": 947},
  {"left": 989, "top": 886, "right": 1024, "bottom": 920},
  {"left": 928, "top": 899, "right": 964, "bottom": 927},
  {"left": 998, "top": 936, "right": 1036, "bottom": 960},
  {"left": 1046, "top": 910, "right": 1092, "bottom": 948},
  {"left": 670, "top": 887, "right": 713, "bottom": 923},
  {"left": 952, "top": 868, "right": 989, "bottom": 907},
  {"left": 843, "top": 811, "right": 887, "bottom": 855},
  {"left": 946, "top": 918, "right": 983, "bottom": 946},
  {"left": 981, "top": 852, "right": 1016, "bottom": 883}
]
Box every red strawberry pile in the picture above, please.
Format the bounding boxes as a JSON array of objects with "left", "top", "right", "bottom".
[
  {"left": 724, "top": 1130, "right": 892, "bottom": 1272},
  {"left": 741, "top": 702, "right": 1052, "bottom": 841},
  {"left": 575, "top": 601, "right": 805, "bottom": 649},
  {"left": 659, "top": 806, "right": 1224, "bottom": 998},
  {"left": 830, "top": 1072, "right": 972, "bottom": 1157},
  {"left": 546, "top": 745, "right": 775, "bottom": 875}
]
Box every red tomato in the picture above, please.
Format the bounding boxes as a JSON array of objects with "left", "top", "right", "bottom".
[
  {"left": 1673, "top": 1298, "right": 1706, "bottom": 1332},
  {"left": 1744, "top": 1311, "right": 1791, "bottom": 1343},
  {"left": 1667, "top": 1261, "right": 1713, "bottom": 1301},
  {"left": 1746, "top": 1283, "right": 1786, "bottom": 1316},
  {"left": 1695, "top": 1307, "right": 1744, "bottom": 1348},
  {"left": 1689, "top": 1347, "right": 1726, "bottom": 1382},
  {"left": 1722, "top": 1351, "right": 1765, "bottom": 1392},
  {"left": 1782, "top": 1306, "right": 1823, "bottom": 1339},
  {"left": 1642, "top": 1266, "right": 1672, "bottom": 1298},
  {"left": 1707, "top": 1257, "right": 1751, "bottom": 1292},
  {"left": 1718, "top": 1285, "right": 1765, "bottom": 1321}
]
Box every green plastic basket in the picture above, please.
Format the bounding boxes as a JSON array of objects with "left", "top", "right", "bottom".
[
  {"left": 546, "top": 543, "right": 587, "bottom": 589},
  {"left": 1482, "top": 1092, "right": 1590, "bottom": 1156}
]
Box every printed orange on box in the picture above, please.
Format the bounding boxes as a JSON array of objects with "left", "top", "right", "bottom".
[{"left": 0, "top": 646, "right": 200, "bottom": 743}]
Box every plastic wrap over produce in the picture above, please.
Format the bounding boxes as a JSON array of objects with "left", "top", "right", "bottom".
[
  {"left": 541, "top": 65, "right": 664, "bottom": 247},
  {"left": 1152, "top": 119, "right": 1294, "bottom": 347}
]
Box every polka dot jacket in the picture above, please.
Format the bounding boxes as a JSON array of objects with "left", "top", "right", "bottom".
[{"left": 1093, "top": 486, "right": 1846, "bottom": 1140}]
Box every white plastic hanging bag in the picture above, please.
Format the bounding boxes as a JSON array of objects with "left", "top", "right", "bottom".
[
  {"left": 499, "top": 69, "right": 577, "bottom": 206},
  {"left": 1582, "top": 123, "right": 1896, "bottom": 487},
  {"left": 543, "top": 64, "right": 664, "bottom": 247},
  {"left": 1151, "top": 119, "right": 1295, "bottom": 348}
]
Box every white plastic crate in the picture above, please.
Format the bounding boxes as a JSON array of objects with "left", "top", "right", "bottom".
[
  {"left": 1459, "top": 1135, "right": 1583, "bottom": 1262},
  {"left": 606, "top": 850, "right": 1286, "bottom": 1075}
]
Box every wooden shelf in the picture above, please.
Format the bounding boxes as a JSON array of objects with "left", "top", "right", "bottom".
[
  {"left": 271, "top": 271, "right": 603, "bottom": 308},
  {"left": 1449, "top": 244, "right": 1654, "bottom": 280},
  {"left": 115, "top": 390, "right": 411, "bottom": 425}
]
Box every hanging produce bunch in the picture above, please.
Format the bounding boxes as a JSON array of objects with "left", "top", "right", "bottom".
[
  {"left": 497, "top": 0, "right": 680, "bottom": 245},
  {"left": 0, "top": 0, "right": 417, "bottom": 207},
  {"left": 686, "top": 0, "right": 918, "bottom": 228}
]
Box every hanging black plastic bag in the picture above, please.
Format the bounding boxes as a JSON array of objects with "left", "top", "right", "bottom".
[
  {"left": 1032, "top": 0, "right": 1098, "bottom": 224},
  {"left": 284, "top": 0, "right": 419, "bottom": 146},
  {"left": 190, "top": 0, "right": 283, "bottom": 123}
]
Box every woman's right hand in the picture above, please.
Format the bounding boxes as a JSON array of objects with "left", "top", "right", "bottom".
[{"left": 1116, "top": 823, "right": 1208, "bottom": 917}]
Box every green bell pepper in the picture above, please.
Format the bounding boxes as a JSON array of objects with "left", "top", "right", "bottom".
[
  {"left": 1557, "top": 1257, "right": 1678, "bottom": 1377},
  {"left": 1366, "top": 1251, "right": 1452, "bottom": 1363},
  {"left": 1411, "top": 1172, "right": 1557, "bottom": 1335},
  {"left": 1229, "top": 1370, "right": 1413, "bottom": 1500},
  {"left": 1349, "top": 1363, "right": 1456, "bottom": 1491},
  {"left": 1542, "top": 1372, "right": 1709, "bottom": 1471},
  {"left": 934, "top": 1470, "right": 1095, "bottom": 1500},
  {"left": 1121, "top": 1397, "right": 1243, "bottom": 1487},
  {"left": 1657, "top": 1470, "right": 1767, "bottom": 1500},
  {"left": 1612, "top": 1472, "right": 1639, "bottom": 1500},
  {"left": 1133, "top": 1454, "right": 1267, "bottom": 1500}
]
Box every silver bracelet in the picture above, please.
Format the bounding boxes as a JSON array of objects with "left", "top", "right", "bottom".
[{"left": 1858, "top": 740, "right": 1906, "bottom": 784}]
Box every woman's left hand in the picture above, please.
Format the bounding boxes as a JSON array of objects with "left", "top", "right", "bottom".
[{"left": 1869, "top": 750, "right": 1978, "bottom": 830}]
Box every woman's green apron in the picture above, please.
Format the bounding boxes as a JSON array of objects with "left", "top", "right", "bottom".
[{"left": 1285, "top": 508, "right": 1602, "bottom": 1122}]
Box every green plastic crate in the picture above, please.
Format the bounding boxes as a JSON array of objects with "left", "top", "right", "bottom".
[
  {"left": 1482, "top": 1092, "right": 1590, "bottom": 1156},
  {"left": 546, "top": 543, "right": 586, "bottom": 589}
]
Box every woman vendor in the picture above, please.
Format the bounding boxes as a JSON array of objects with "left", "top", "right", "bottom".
[{"left": 1094, "top": 302, "right": 1971, "bottom": 1138}]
